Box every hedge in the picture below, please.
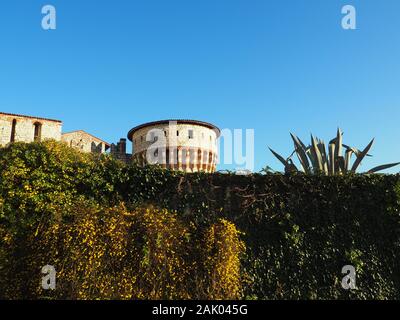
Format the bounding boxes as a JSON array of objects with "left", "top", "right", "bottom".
[{"left": 1, "top": 140, "right": 400, "bottom": 299}]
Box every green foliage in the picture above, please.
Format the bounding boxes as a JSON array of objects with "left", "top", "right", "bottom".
[
  {"left": 269, "top": 129, "right": 400, "bottom": 175},
  {"left": 0, "top": 202, "right": 244, "bottom": 300},
  {"left": 1, "top": 141, "right": 400, "bottom": 300}
]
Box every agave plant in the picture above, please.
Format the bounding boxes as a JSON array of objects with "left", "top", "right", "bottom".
[{"left": 269, "top": 129, "right": 400, "bottom": 175}]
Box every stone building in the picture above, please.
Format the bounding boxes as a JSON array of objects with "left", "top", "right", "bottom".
[
  {"left": 0, "top": 112, "right": 220, "bottom": 173},
  {"left": 61, "top": 130, "right": 110, "bottom": 154},
  {"left": 127, "top": 120, "right": 220, "bottom": 173},
  {"left": 110, "top": 138, "right": 132, "bottom": 163},
  {"left": 0, "top": 111, "right": 110, "bottom": 154},
  {"left": 0, "top": 111, "right": 62, "bottom": 146}
]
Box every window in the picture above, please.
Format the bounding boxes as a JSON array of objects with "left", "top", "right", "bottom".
[
  {"left": 33, "top": 122, "right": 42, "bottom": 142},
  {"left": 177, "top": 130, "right": 179, "bottom": 136},
  {"left": 166, "top": 148, "right": 170, "bottom": 165},
  {"left": 154, "top": 149, "right": 159, "bottom": 157},
  {"left": 188, "top": 130, "right": 194, "bottom": 139},
  {"left": 10, "top": 119, "right": 16, "bottom": 143}
]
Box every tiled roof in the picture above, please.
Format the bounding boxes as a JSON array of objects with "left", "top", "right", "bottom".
[
  {"left": 0, "top": 111, "right": 62, "bottom": 123},
  {"left": 127, "top": 119, "right": 220, "bottom": 141}
]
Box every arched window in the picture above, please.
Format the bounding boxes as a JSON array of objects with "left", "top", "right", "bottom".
[
  {"left": 10, "top": 119, "right": 17, "bottom": 143},
  {"left": 166, "top": 148, "right": 170, "bottom": 166},
  {"left": 33, "top": 122, "right": 42, "bottom": 142}
]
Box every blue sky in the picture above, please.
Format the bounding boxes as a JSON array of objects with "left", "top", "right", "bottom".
[{"left": 0, "top": 0, "right": 399, "bottom": 172}]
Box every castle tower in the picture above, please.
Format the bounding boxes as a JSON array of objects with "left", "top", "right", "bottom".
[{"left": 127, "top": 120, "right": 220, "bottom": 173}]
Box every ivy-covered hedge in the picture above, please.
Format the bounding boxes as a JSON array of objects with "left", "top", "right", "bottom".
[
  {"left": 1, "top": 140, "right": 400, "bottom": 299},
  {"left": 115, "top": 164, "right": 400, "bottom": 299}
]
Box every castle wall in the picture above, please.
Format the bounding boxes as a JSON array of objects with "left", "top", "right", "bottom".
[
  {"left": 0, "top": 112, "right": 62, "bottom": 146},
  {"left": 61, "top": 131, "right": 109, "bottom": 154}
]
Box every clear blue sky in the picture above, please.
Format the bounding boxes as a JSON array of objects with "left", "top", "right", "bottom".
[{"left": 1, "top": 0, "right": 399, "bottom": 172}]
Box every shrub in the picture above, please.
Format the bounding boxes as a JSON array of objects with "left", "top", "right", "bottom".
[
  {"left": 1, "top": 141, "right": 400, "bottom": 300},
  {"left": 0, "top": 201, "right": 245, "bottom": 300}
]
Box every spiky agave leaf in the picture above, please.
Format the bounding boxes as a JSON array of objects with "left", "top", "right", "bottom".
[
  {"left": 351, "top": 139, "right": 375, "bottom": 173},
  {"left": 337, "top": 156, "right": 346, "bottom": 173},
  {"left": 317, "top": 139, "right": 329, "bottom": 174},
  {"left": 342, "top": 144, "right": 373, "bottom": 157},
  {"left": 344, "top": 147, "right": 353, "bottom": 171},
  {"left": 268, "top": 147, "right": 289, "bottom": 167},
  {"left": 290, "top": 133, "right": 311, "bottom": 174},
  {"left": 335, "top": 128, "right": 343, "bottom": 172},
  {"left": 285, "top": 159, "right": 299, "bottom": 174},
  {"left": 311, "top": 135, "right": 324, "bottom": 173},
  {"left": 367, "top": 162, "right": 400, "bottom": 174},
  {"left": 328, "top": 142, "right": 335, "bottom": 175},
  {"left": 306, "top": 146, "right": 317, "bottom": 170}
]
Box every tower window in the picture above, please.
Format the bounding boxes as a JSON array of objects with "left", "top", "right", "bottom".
[
  {"left": 33, "top": 122, "right": 42, "bottom": 142},
  {"left": 10, "top": 119, "right": 16, "bottom": 143},
  {"left": 177, "top": 130, "right": 179, "bottom": 136},
  {"left": 188, "top": 130, "right": 194, "bottom": 139}
]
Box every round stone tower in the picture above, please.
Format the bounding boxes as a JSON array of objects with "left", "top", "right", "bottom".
[{"left": 127, "top": 120, "right": 220, "bottom": 173}]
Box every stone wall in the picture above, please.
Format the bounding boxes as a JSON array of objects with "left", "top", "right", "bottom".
[
  {"left": 61, "top": 130, "right": 109, "bottom": 154},
  {"left": 129, "top": 121, "right": 219, "bottom": 173},
  {"left": 0, "top": 112, "right": 62, "bottom": 146},
  {"left": 110, "top": 138, "right": 132, "bottom": 163}
]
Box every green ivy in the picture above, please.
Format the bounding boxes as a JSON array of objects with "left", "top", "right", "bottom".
[{"left": 1, "top": 141, "right": 400, "bottom": 300}]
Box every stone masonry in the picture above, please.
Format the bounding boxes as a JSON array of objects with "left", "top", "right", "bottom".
[
  {"left": 0, "top": 112, "right": 220, "bottom": 172},
  {"left": 0, "top": 112, "right": 62, "bottom": 146},
  {"left": 61, "top": 130, "right": 110, "bottom": 154}
]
